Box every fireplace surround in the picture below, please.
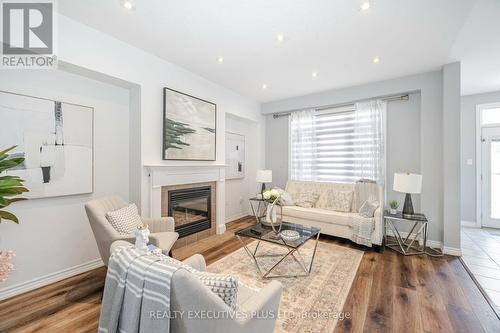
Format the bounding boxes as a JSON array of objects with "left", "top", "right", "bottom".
[{"left": 145, "top": 164, "right": 226, "bottom": 248}]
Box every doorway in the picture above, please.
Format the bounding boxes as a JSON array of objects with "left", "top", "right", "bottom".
[
  {"left": 477, "top": 103, "right": 500, "bottom": 228},
  {"left": 481, "top": 126, "right": 500, "bottom": 228}
]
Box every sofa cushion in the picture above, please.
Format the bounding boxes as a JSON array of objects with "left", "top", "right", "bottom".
[
  {"left": 359, "top": 200, "right": 379, "bottom": 218},
  {"left": 324, "top": 190, "right": 353, "bottom": 212},
  {"left": 282, "top": 206, "right": 352, "bottom": 226},
  {"left": 293, "top": 192, "right": 320, "bottom": 208}
]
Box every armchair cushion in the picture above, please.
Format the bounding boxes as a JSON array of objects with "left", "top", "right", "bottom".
[
  {"left": 148, "top": 232, "right": 179, "bottom": 254},
  {"left": 105, "top": 204, "right": 141, "bottom": 235}
]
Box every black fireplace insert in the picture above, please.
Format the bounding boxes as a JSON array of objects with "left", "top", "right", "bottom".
[{"left": 167, "top": 186, "right": 211, "bottom": 238}]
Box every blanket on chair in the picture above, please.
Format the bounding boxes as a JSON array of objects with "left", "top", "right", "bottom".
[{"left": 98, "top": 245, "right": 181, "bottom": 333}]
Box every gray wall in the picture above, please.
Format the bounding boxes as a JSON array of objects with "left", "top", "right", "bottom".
[
  {"left": 442, "top": 63, "right": 461, "bottom": 249},
  {"left": 461, "top": 90, "right": 500, "bottom": 222},
  {"left": 266, "top": 93, "right": 422, "bottom": 210},
  {"left": 263, "top": 69, "right": 456, "bottom": 246}
]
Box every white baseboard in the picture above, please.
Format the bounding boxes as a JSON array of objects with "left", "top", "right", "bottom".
[
  {"left": 385, "top": 230, "right": 461, "bottom": 256},
  {"left": 0, "top": 258, "right": 104, "bottom": 301},
  {"left": 443, "top": 246, "right": 462, "bottom": 256},
  {"left": 225, "top": 212, "right": 248, "bottom": 223},
  {"left": 461, "top": 220, "right": 477, "bottom": 228}
]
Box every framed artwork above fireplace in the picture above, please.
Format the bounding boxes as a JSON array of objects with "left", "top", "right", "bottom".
[{"left": 162, "top": 87, "right": 216, "bottom": 161}]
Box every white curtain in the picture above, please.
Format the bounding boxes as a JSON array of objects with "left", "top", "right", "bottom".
[
  {"left": 353, "top": 100, "right": 386, "bottom": 185},
  {"left": 290, "top": 110, "right": 316, "bottom": 181}
]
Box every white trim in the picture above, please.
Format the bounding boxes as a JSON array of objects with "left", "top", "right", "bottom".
[
  {"left": 476, "top": 104, "right": 482, "bottom": 228},
  {"left": 443, "top": 246, "right": 462, "bottom": 256},
  {"left": 461, "top": 220, "right": 477, "bottom": 228},
  {"left": 385, "top": 229, "right": 461, "bottom": 256},
  {"left": 0, "top": 258, "right": 104, "bottom": 301},
  {"left": 225, "top": 212, "right": 248, "bottom": 223}
]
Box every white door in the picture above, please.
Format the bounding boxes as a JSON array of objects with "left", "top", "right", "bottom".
[{"left": 481, "top": 126, "right": 500, "bottom": 228}]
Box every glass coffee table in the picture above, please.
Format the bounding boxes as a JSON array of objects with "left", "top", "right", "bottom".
[{"left": 235, "top": 221, "right": 321, "bottom": 278}]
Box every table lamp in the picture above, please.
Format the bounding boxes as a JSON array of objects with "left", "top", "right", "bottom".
[
  {"left": 393, "top": 172, "right": 422, "bottom": 218},
  {"left": 256, "top": 170, "right": 272, "bottom": 196}
]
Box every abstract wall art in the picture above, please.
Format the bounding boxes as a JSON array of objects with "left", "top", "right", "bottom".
[
  {"left": 0, "top": 90, "right": 93, "bottom": 199},
  {"left": 163, "top": 88, "right": 216, "bottom": 161}
]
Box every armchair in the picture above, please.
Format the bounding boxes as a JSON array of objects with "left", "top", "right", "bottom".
[
  {"left": 170, "top": 255, "right": 282, "bottom": 333},
  {"left": 85, "top": 196, "right": 178, "bottom": 266}
]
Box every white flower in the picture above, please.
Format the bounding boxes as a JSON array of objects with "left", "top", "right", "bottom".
[
  {"left": 270, "top": 189, "right": 280, "bottom": 197},
  {"left": 263, "top": 191, "right": 271, "bottom": 200}
]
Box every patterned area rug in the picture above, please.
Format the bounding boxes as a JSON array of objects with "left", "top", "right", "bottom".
[{"left": 207, "top": 240, "right": 364, "bottom": 333}]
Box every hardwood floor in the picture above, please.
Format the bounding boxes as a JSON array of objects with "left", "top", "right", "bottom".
[{"left": 1, "top": 216, "right": 499, "bottom": 333}]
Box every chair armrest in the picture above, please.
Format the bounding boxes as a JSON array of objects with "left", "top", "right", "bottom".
[
  {"left": 149, "top": 231, "right": 179, "bottom": 254},
  {"left": 142, "top": 216, "right": 175, "bottom": 233},
  {"left": 238, "top": 281, "right": 282, "bottom": 316},
  {"left": 110, "top": 239, "right": 133, "bottom": 254},
  {"left": 182, "top": 254, "right": 206, "bottom": 271}
]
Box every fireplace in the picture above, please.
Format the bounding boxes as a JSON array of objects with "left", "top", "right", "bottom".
[{"left": 168, "top": 186, "right": 212, "bottom": 238}]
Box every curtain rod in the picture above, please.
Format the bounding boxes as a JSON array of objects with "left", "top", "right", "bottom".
[{"left": 272, "top": 94, "right": 409, "bottom": 119}]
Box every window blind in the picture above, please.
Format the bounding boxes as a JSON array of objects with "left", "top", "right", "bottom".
[{"left": 290, "top": 103, "right": 385, "bottom": 184}]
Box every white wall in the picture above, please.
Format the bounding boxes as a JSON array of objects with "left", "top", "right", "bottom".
[
  {"left": 225, "top": 115, "right": 255, "bottom": 222},
  {"left": 0, "top": 14, "right": 264, "bottom": 299},
  {"left": 56, "top": 14, "right": 262, "bottom": 216},
  {"left": 461, "top": 90, "right": 500, "bottom": 223},
  {"left": 0, "top": 69, "right": 131, "bottom": 298},
  {"left": 263, "top": 68, "right": 462, "bottom": 250}
]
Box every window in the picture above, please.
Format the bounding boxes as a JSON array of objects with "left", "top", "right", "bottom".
[
  {"left": 290, "top": 100, "right": 386, "bottom": 184},
  {"left": 481, "top": 105, "right": 500, "bottom": 126}
]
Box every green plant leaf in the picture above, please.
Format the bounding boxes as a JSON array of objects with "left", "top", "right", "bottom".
[
  {"left": 0, "top": 145, "right": 17, "bottom": 157},
  {"left": 0, "top": 178, "right": 23, "bottom": 188},
  {"left": 0, "top": 210, "right": 19, "bottom": 224}
]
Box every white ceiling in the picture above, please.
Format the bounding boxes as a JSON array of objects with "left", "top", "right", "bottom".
[{"left": 58, "top": 0, "right": 500, "bottom": 102}]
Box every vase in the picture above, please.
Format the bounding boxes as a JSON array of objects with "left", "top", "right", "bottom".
[
  {"left": 390, "top": 208, "right": 397, "bottom": 215},
  {"left": 266, "top": 204, "right": 277, "bottom": 224}
]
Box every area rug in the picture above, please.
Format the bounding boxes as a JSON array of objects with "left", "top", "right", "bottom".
[{"left": 207, "top": 240, "right": 364, "bottom": 333}]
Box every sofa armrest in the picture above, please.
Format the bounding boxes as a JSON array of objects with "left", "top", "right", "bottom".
[
  {"left": 182, "top": 254, "right": 207, "bottom": 271},
  {"left": 142, "top": 216, "right": 175, "bottom": 233},
  {"left": 371, "top": 206, "right": 383, "bottom": 245}
]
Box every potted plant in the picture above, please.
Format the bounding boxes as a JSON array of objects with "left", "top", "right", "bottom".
[
  {"left": 0, "top": 146, "right": 28, "bottom": 223},
  {"left": 0, "top": 146, "right": 28, "bottom": 283},
  {"left": 389, "top": 200, "right": 399, "bottom": 215}
]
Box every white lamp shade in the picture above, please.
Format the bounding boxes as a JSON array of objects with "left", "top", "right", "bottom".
[
  {"left": 393, "top": 173, "right": 422, "bottom": 194},
  {"left": 256, "top": 170, "right": 272, "bottom": 183}
]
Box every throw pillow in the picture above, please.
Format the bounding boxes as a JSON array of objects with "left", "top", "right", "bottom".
[
  {"left": 359, "top": 200, "right": 379, "bottom": 218},
  {"left": 105, "top": 204, "right": 142, "bottom": 235},
  {"left": 325, "top": 190, "right": 354, "bottom": 212},
  {"left": 162, "top": 256, "right": 239, "bottom": 310},
  {"left": 274, "top": 187, "right": 295, "bottom": 206},
  {"left": 194, "top": 271, "right": 239, "bottom": 310},
  {"left": 294, "top": 192, "right": 320, "bottom": 208}
]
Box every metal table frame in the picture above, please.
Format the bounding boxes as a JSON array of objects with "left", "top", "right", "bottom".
[
  {"left": 383, "top": 212, "right": 443, "bottom": 256},
  {"left": 236, "top": 225, "right": 321, "bottom": 279}
]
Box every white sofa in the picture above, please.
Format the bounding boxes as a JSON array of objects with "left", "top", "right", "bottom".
[{"left": 282, "top": 180, "right": 384, "bottom": 246}]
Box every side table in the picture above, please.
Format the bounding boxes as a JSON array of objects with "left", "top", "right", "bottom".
[{"left": 383, "top": 211, "right": 443, "bottom": 256}]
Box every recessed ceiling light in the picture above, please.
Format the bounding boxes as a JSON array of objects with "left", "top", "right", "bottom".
[
  {"left": 262, "top": 84, "right": 268, "bottom": 89},
  {"left": 312, "top": 71, "right": 318, "bottom": 78},
  {"left": 276, "top": 34, "right": 285, "bottom": 42},
  {"left": 122, "top": 0, "right": 133, "bottom": 10},
  {"left": 373, "top": 57, "right": 380, "bottom": 64},
  {"left": 217, "top": 57, "right": 224, "bottom": 63},
  {"left": 361, "top": 2, "right": 370, "bottom": 11}
]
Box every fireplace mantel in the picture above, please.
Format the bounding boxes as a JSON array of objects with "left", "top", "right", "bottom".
[{"left": 144, "top": 164, "right": 227, "bottom": 234}]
